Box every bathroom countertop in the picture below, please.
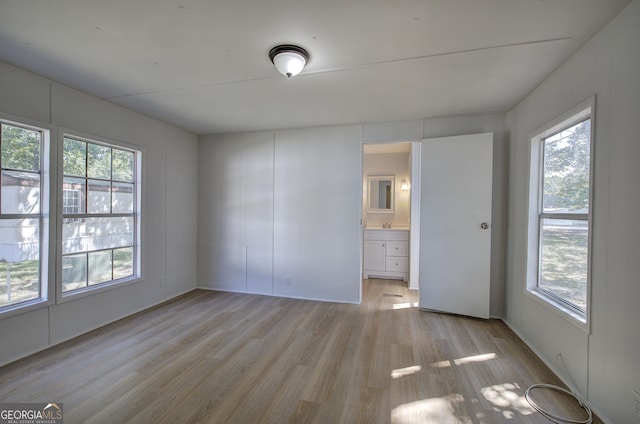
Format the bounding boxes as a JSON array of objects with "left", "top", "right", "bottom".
[{"left": 363, "top": 226, "right": 410, "bottom": 231}]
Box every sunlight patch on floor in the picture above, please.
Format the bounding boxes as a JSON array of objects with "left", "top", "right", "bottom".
[
  {"left": 392, "top": 302, "right": 419, "bottom": 310},
  {"left": 391, "top": 394, "right": 467, "bottom": 424},
  {"left": 481, "top": 382, "right": 534, "bottom": 418},
  {"left": 391, "top": 365, "right": 422, "bottom": 379},
  {"left": 454, "top": 352, "right": 497, "bottom": 365},
  {"left": 430, "top": 352, "right": 497, "bottom": 369}
]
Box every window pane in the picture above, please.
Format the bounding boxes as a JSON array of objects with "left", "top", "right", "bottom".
[
  {"left": 112, "top": 182, "right": 134, "bottom": 213},
  {"left": 113, "top": 247, "right": 133, "bottom": 280},
  {"left": 63, "top": 217, "right": 134, "bottom": 254},
  {"left": 112, "top": 149, "right": 134, "bottom": 182},
  {"left": 63, "top": 137, "right": 86, "bottom": 177},
  {"left": 543, "top": 119, "right": 591, "bottom": 213},
  {"left": 539, "top": 219, "right": 588, "bottom": 311},
  {"left": 1, "top": 124, "right": 40, "bottom": 171},
  {"left": 88, "top": 250, "right": 112, "bottom": 285},
  {"left": 87, "top": 179, "right": 111, "bottom": 213},
  {"left": 99, "top": 216, "right": 134, "bottom": 249},
  {"left": 1, "top": 171, "right": 40, "bottom": 214},
  {"left": 62, "top": 218, "right": 85, "bottom": 254},
  {"left": 0, "top": 219, "right": 40, "bottom": 307},
  {"left": 87, "top": 144, "right": 111, "bottom": 179},
  {"left": 62, "top": 253, "right": 87, "bottom": 292}
]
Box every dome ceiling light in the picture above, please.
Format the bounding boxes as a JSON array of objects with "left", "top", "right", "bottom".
[{"left": 269, "top": 44, "right": 310, "bottom": 78}]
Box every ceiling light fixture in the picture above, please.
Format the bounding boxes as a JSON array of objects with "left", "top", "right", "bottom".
[{"left": 269, "top": 44, "right": 310, "bottom": 78}]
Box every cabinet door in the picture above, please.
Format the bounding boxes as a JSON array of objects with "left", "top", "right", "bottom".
[{"left": 364, "top": 241, "right": 386, "bottom": 271}]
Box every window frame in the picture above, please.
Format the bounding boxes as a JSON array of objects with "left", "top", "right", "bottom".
[
  {"left": 0, "top": 114, "right": 55, "bottom": 319},
  {"left": 56, "top": 130, "right": 143, "bottom": 303},
  {"left": 525, "top": 96, "right": 595, "bottom": 331}
]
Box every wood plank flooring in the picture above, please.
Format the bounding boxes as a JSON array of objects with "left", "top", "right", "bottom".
[{"left": 0, "top": 279, "right": 598, "bottom": 423}]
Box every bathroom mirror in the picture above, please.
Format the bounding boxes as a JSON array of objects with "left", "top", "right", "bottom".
[{"left": 367, "top": 176, "right": 395, "bottom": 213}]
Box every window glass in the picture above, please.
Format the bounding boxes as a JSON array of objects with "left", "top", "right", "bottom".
[
  {"left": 63, "top": 137, "right": 86, "bottom": 177},
  {"left": 0, "top": 219, "right": 41, "bottom": 307},
  {"left": 539, "top": 218, "right": 589, "bottom": 312},
  {"left": 113, "top": 247, "right": 134, "bottom": 280},
  {"left": 88, "top": 250, "right": 113, "bottom": 286},
  {"left": 62, "top": 136, "right": 139, "bottom": 294},
  {"left": 1, "top": 170, "right": 40, "bottom": 214},
  {"left": 87, "top": 143, "right": 111, "bottom": 180},
  {"left": 543, "top": 119, "right": 591, "bottom": 213},
  {"left": 112, "top": 149, "right": 134, "bottom": 182},
  {"left": 87, "top": 179, "right": 111, "bottom": 214},
  {"left": 1, "top": 125, "right": 40, "bottom": 171},
  {"left": 0, "top": 122, "right": 46, "bottom": 312},
  {"left": 62, "top": 253, "right": 87, "bottom": 292},
  {"left": 112, "top": 182, "right": 134, "bottom": 213},
  {"left": 529, "top": 109, "right": 592, "bottom": 320}
]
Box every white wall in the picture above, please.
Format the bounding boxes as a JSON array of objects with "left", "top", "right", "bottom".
[
  {"left": 0, "top": 61, "right": 198, "bottom": 366},
  {"left": 198, "top": 131, "right": 275, "bottom": 294},
  {"left": 198, "top": 126, "right": 363, "bottom": 303},
  {"left": 199, "top": 113, "right": 506, "bottom": 317},
  {"left": 504, "top": 2, "right": 640, "bottom": 423},
  {"left": 363, "top": 152, "right": 411, "bottom": 228}
]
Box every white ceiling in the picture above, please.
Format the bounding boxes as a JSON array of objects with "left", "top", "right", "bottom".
[{"left": 0, "top": 0, "right": 631, "bottom": 135}]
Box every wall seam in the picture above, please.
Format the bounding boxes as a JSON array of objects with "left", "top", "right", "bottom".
[{"left": 271, "top": 131, "right": 276, "bottom": 295}]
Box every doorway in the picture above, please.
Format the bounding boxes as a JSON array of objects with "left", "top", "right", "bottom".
[
  {"left": 361, "top": 142, "right": 417, "bottom": 291},
  {"left": 361, "top": 134, "right": 493, "bottom": 319}
]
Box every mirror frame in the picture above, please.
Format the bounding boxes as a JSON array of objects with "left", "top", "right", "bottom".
[{"left": 367, "top": 175, "right": 395, "bottom": 213}]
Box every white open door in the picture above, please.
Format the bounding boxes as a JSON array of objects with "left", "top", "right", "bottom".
[{"left": 419, "top": 133, "right": 493, "bottom": 319}]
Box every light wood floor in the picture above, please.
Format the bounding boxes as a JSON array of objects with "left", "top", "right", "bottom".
[{"left": 0, "top": 279, "right": 598, "bottom": 423}]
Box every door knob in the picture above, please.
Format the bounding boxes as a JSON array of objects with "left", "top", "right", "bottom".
[{"left": 481, "top": 222, "right": 489, "bottom": 230}]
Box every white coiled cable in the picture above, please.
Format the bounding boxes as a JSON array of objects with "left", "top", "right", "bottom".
[
  {"left": 525, "top": 383, "right": 593, "bottom": 424},
  {"left": 525, "top": 354, "right": 593, "bottom": 424}
]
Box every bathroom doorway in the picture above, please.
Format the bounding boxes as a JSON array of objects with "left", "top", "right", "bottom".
[{"left": 362, "top": 142, "right": 418, "bottom": 291}]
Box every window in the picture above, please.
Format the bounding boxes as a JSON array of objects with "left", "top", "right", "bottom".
[
  {"left": 527, "top": 99, "right": 594, "bottom": 324},
  {"left": 0, "top": 121, "right": 49, "bottom": 313},
  {"left": 62, "top": 188, "right": 82, "bottom": 215},
  {"left": 61, "top": 136, "right": 140, "bottom": 295}
]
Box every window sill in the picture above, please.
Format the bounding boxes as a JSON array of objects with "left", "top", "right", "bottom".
[
  {"left": 58, "top": 276, "right": 144, "bottom": 304},
  {"left": 525, "top": 289, "right": 589, "bottom": 334},
  {"left": 0, "top": 298, "right": 52, "bottom": 320}
]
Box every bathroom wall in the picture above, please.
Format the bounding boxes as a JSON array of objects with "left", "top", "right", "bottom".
[{"left": 362, "top": 150, "right": 411, "bottom": 228}]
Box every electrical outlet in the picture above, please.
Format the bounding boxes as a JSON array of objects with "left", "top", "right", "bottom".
[
  {"left": 633, "top": 389, "right": 640, "bottom": 420},
  {"left": 160, "top": 276, "right": 166, "bottom": 287},
  {"left": 284, "top": 276, "right": 291, "bottom": 286}
]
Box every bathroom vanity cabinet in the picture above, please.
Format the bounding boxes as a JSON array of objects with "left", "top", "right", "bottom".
[{"left": 363, "top": 229, "right": 409, "bottom": 281}]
